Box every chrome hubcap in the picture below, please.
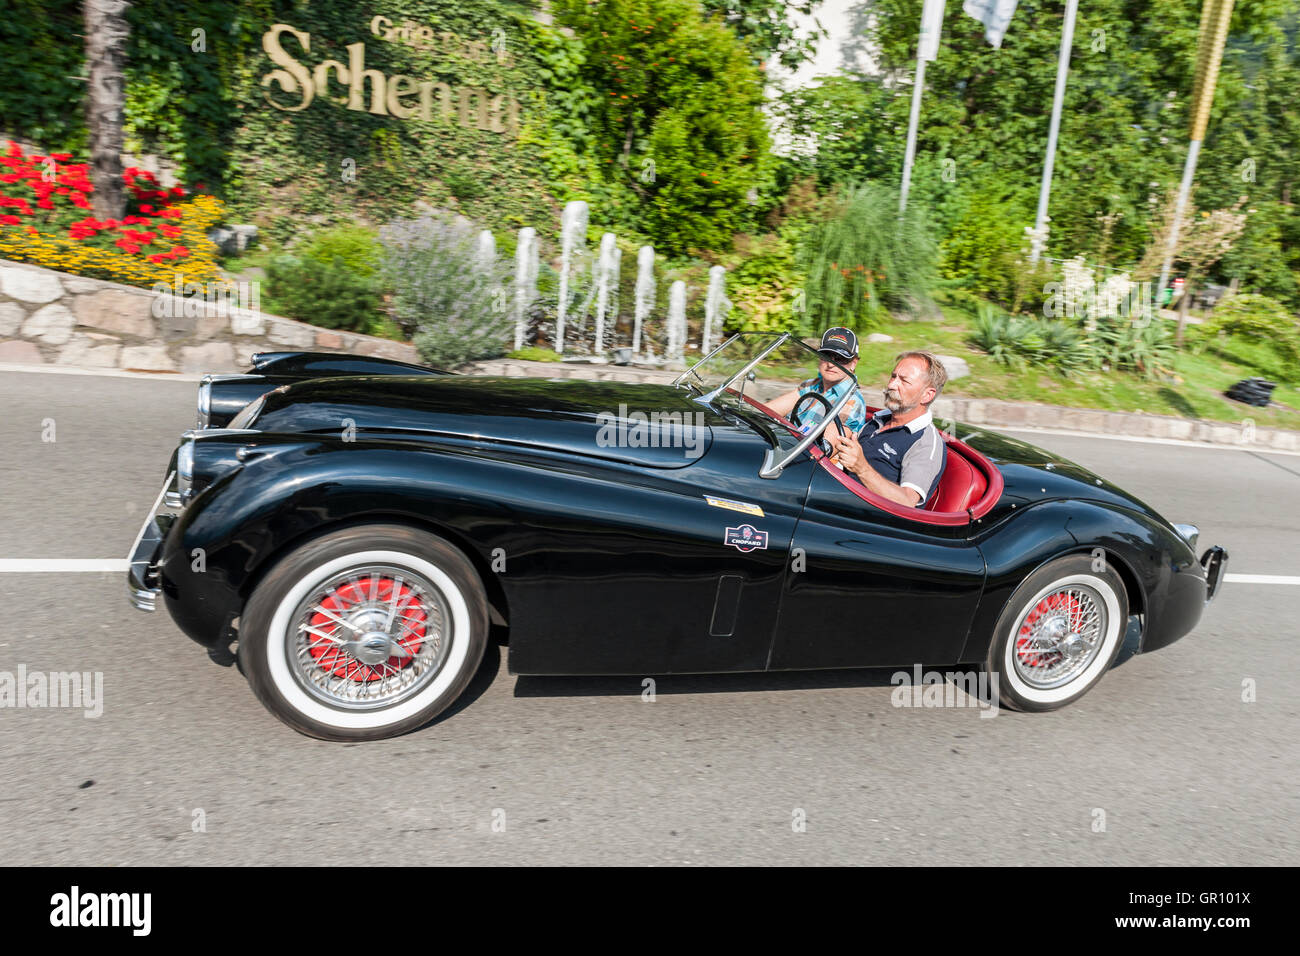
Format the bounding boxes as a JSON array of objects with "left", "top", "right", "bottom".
[
  {"left": 1012, "top": 585, "right": 1107, "bottom": 689},
  {"left": 287, "top": 566, "right": 451, "bottom": 710}
]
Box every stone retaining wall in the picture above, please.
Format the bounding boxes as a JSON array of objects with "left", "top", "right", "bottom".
[{"left": 0, "top": 258, "right": 417, "bottom": 373}]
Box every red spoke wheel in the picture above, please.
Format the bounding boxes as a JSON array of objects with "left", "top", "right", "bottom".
[
  {"left": 239, "top": 525, "right": 489, "bottom": 741},
  {"left": 986, "top": 554, "right": 1128, "bottom": 712}
]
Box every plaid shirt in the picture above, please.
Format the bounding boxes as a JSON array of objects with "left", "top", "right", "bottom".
[{"left": 796, "top": 375, "right": 868, "bottom": 435}]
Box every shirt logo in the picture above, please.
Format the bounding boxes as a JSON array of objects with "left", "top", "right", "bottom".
[
  {"left": 882, "top": 441, "right": 898, "bottom": 457},
  {"left": 724, "top": 524, "right": 769, "bottom": 553}
]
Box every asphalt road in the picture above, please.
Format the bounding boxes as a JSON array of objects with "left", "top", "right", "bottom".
[{"left": 0, "top": 368, "right": 1296, "bottom": 866}]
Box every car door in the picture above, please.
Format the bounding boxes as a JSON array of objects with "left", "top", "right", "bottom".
[
  {"left": 768, "top": 461, "right": 987, "bottom": 670},
  {"left": 504, "top": 435, "right": 818, "bottom": 677}
]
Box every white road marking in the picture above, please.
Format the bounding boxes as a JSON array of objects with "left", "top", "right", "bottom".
[
  {"left": 0, "top": 559, "right": 128, "bottom": 572},
  {"left": 1223, "top": 574, "right": 1300, "bottom": 585}
]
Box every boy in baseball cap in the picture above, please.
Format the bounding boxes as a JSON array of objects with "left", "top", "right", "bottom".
[{"left": 767, "top": 326, "right": 868, "bottom": 435}]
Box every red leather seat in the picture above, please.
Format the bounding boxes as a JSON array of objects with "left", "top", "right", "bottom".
[{"left": 927, "top": 444, "right": 987, "bottom": 513}]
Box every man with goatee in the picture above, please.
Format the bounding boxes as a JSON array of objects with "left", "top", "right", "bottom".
[{"left": 828, "top": 351, "right": 948, "bottom": 508}]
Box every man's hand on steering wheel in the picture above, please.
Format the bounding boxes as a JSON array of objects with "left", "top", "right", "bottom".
[
  {"left": 790, "top": 391, "right": 846, "bottom": 455},
  {"left": 825, "top": 430, "right": 864, "bottom": 474}
]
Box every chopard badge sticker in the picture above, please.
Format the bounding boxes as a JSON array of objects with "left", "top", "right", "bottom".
[
  {"left": 724, "top": 524, "right": 769, "bottom": 552},
  {"left": 705, "top": 495, "right": 765, "bottom": 518}
]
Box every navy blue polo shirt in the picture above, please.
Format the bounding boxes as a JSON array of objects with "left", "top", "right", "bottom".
[{"left": 857, "top": 408, "right": 947, "bottom": 505}]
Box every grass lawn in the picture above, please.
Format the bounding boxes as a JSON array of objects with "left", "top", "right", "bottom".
[{"left": 852, "top": 299, "right": 1300, "bottom": 432}]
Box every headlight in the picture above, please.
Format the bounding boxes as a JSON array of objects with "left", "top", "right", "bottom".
[
  {"left": 196, "top": 376, "right": 213, "bottom": 428},
  {"left": 166, "top": 430, "right": 199, "bottom": 508},
  {"left": 1173, "top": 523, "right": 1199, "bottom": 552}
]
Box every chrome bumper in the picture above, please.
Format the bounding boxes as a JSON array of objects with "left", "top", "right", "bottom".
[
  {"left": 1201, "top": 546, "right": 1228, "bottom": 604},
  {"left": 126, "top": 470, "right": 178, "bottom": 612}
]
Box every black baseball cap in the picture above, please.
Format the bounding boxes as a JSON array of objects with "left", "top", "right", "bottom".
[{"left": 819, "top": 327, "right": 858, "bottom": 360}]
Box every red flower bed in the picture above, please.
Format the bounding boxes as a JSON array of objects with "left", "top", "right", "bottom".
[{"left": 0, "top": 141, "right": 195, "bottom": 264}]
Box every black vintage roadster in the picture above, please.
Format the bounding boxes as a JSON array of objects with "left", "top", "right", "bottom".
[{"left": 127, "top": 333, "right": 1226, "bottom": 740}]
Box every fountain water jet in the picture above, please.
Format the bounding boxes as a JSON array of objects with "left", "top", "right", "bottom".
[
  {"left": 594, "top": 232, "right": 620, "bottom": 355},
  {"left": 556, "top": 201, "right": 588, "bottom": 356},
  {"left": 703, "top": 265, "right": 729, "bottom": 354},
  {"left": 666, "top": 280, "right": 687, "bottom": 362},
  {"left": 475, "top": 230, "right": 496, "bottom": 271},
  {"left": 513, "top": 227, "right": 538, "bottom": 350},
  {"left": 633, "top": 245, "right": 654, "bottom": 356}
]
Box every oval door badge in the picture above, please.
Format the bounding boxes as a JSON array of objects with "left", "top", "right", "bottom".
[{"left": 724, "top": 524, "right": 768, "bottom": 553}]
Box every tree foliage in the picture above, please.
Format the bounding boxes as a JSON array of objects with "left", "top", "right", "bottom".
[
  {"left": 792, "top": 0, "right": 1300, "bottom": 298},
  {"left": 698, "top": 0, "right": 825, "bottom": 69},
  {"left": 555, "top": 0, "right": 773, "bottom": 255}
]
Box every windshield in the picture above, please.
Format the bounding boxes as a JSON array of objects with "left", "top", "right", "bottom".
[
  {"left": 675, "top": 332, "right": 859, "bottom": 477},
  {"left": 678, "top": 332, "right": 854, "bottom": 422}
]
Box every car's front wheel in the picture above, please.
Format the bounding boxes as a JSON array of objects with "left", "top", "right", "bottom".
[
  {"left": 987, "top": 553, "right": 1128, "bottom": 712},
  {"left": 239, "top": 524, "right": 489, "bottom": 741}
]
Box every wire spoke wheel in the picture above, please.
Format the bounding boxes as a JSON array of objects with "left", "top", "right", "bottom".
[
  {"left": 1011, "top": 584, "right": 1107, "bottom": 690},
  {"left": 988, "top": 554, "right": 1128, "bottom": 712},
  {"left": 287, "top": 565, "right": 451, "bottom": 711}
]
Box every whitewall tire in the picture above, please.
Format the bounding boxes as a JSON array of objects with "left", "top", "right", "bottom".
[
  {"left": 239, "top": 525, "right": 489, "bottom": 741},
  {"left": 987, "top": 554, "right": 1128, "bottom": 712}
]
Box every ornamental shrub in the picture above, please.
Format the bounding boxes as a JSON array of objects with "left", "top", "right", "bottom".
[
  {"left": 1200, "top": 293, "right": 1300, "bottom": 378},
  {"left": 379, "top": 215, "right": 513, "bottom": 368},
  {"left": 297, "top": 225, "right": 382, "bottom": 278},
  {"left": 939, "top": 187, "right": 1034, "bottom": 307},
  {"left": 797, "top": 181, "right": 937, "bottom": 330},
  {"left": 555, "top": 0, "right": 774, "bottom": 255},
  {"left": 1091, "top": 316, "right": 1175, "bottom": 379},
  {"left": 263, "top": 255, "right": 380, "bottom": 333}
]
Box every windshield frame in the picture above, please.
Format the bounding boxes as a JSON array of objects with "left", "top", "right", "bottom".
[{"left": 674, "top": 332, "right": 859, "bottom": 479}]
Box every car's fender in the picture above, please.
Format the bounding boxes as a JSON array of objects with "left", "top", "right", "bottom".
[
  {"left": 159, "top": 438, "right": 537, "bottom": 647},
  {"left": 961, "top": 498, "right": 1204, "bottom": 662}
]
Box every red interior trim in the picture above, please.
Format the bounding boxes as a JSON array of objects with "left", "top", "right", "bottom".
[
  {"left": 947, "top": 436, "right": 1005, "bottom": 519},
  {"left": 731, "top": 391, "right": 1004, "bottom": 526},
  {"left": 819, "top": 457, "right": 972, "bottom": 525},
  {"left": 817, "top": 435, "right": 1003, "bottom": 526}
]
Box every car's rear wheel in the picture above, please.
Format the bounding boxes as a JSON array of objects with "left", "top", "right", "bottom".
[
  {"left": 239, "top": 525, "right": 489, "bottom": 741},
  {"left": 987, "top": 554, "right": 1127, "bottom": 712}
]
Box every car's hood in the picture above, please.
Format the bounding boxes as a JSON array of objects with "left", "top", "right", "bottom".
[
  {"left": 250, "top": 375, "right": 717, "bottom": 469},
  {"left": 960, "top": 426, "right": 1170, "bottom": 524}
]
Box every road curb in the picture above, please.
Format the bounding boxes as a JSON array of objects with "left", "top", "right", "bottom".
[{"left": 930, "top": 396, "right": 1298, "bottom": 453}]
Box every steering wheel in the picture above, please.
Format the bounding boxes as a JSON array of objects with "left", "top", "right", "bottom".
[{"left": 789, "top": 391, "right": 846, "bottom": 455}]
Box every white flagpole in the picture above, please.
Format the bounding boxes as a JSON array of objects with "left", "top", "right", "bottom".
[
  {"left": 1029, "top": 0, "right": 1079, "bottom": 263},
  {"left": 900, "top": 0, "right": 945, "bottom": 215},
  {"left": 899, "top": 58, "right": 928, "bottom": 216},
  {"left": 1157, "top": 0, "right": 1236, "bottom": 304}
]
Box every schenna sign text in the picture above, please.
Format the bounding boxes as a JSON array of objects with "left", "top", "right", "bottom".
[{"left": 260, "top": 22, "right": 521, "bottom": 135}]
